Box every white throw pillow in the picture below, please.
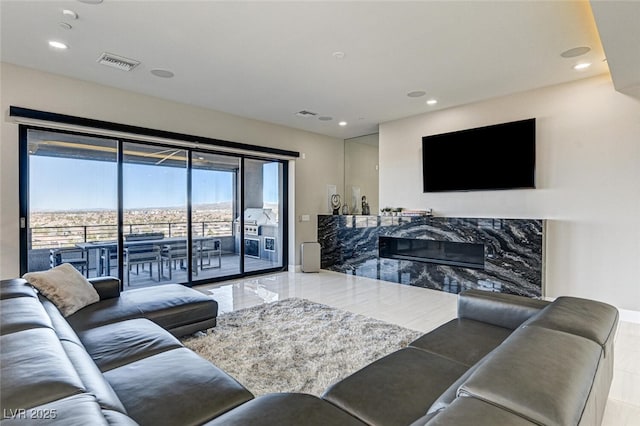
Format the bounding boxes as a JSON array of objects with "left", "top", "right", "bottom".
[{"left": 23, "top": 263, "right": 100, "bottom": 317}]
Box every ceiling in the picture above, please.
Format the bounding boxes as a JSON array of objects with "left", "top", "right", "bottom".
[{"left": 1, "top": 1, "right": 637, "bottom": 140}]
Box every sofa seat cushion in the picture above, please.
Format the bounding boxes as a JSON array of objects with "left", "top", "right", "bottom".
[
  {"left": 409, "top": 318, "right": 512, "bottom": 367},
  {"left": 0, "top": 328, "right": 86, "bottom": 411},
  {"left": 322, "top": 347, "right": 468, "bottom": 426},
  {"left": 78, "top": 318, "right": 183, "bottom": 372},
  {"left": 524, "top": 296, "right": 619, "bottom": 355},
  {"left": 0, "top": 296, "right": 53, "bottom": 335},
  {"left": 205, "top": 393, "right": 367, "bottom": 426},
  {"left": 67, "top": 284, "right": 217, "bottom": 337},
  {"left": 458, "top": 326, "right": 601, "bottom": 426},
  {"left": 421, "top": 397, "right": 537, "bottom": 426},
  {"left": 104, "top": 348, "right": 253, "bottom": 425},
  {"left": 65, "top": 296, "right": 141, "bottom": 332},
  {"left": 131, "top": 284, "right": 217, "bottom": 331}
]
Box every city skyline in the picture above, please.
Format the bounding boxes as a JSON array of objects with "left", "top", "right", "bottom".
[{"left": 29, "top": 155, "right": 280, "bottom": 211}]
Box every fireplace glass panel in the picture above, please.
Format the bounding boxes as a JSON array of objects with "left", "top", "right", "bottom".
[{"left": 379, "top": 236, "right": 484, "bottom": 269}]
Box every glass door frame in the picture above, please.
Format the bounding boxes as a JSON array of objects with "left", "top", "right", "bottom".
[{"left": 19, "top": 124, "right": 289, "bottom": 287}]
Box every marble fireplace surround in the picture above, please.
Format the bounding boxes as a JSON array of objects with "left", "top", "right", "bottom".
[{"left": 318, "top": 215, "right": 544, "bottom": 298}]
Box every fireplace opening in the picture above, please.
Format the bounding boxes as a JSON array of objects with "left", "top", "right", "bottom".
[{"left": 379, "top": 236, "right": 485, "bottom": 270}]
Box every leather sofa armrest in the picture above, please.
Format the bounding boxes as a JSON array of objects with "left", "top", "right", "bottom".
[
  {"left": 458, "top": 289, "right": 550, "bottom": 330},
  {"left": 88, "top": 277, "right": 121, "bottom": 300}
]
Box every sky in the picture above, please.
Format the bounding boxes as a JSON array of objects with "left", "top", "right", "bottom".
[{"left": 29, "top": 156, "right": 280, "bottom": 211}]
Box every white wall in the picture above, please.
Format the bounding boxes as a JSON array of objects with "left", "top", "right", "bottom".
[
  {"left": 380, "top": 74, "right": 640, "bottom": 311},
  {"left": 0, "top": 63, "right": 344, "bottom": 277}
]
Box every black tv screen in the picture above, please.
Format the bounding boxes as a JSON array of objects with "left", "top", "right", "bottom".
[{"left": 422, "top": 118, "right": 536, "bottom": 192}]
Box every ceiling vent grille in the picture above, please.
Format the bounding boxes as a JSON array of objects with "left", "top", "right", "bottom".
[
  {"left": 97, "top": 52, "right": 140, "bottom": 71},
  {"left": 295, "top": 110, "right": 318, "bottom": 117}
]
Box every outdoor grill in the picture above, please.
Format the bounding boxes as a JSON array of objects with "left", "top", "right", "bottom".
[{"left": 234, "top": 208, "right": 279, "bottom": 259}]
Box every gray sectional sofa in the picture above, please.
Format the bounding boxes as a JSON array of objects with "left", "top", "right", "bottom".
[
  {"left": 1, "top": 275, "right": 619, "bottom": 425},
  {"left": 210, "top": 290, "right": 619, "bottom": 426},
  {"left": 1, "top": 277, "right": 252, "bottom": 425}
]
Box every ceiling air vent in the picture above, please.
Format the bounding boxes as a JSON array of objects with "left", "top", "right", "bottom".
[
  {"left": 97, "top": 52, "right": 140, "bottom": 71},
  {"left": 295, "top": 110, "right": 318, "bottom": 118}
]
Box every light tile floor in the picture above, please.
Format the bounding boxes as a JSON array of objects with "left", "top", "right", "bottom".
[{"left": 196, "top": 270, "right": 640, "bottom": 426}]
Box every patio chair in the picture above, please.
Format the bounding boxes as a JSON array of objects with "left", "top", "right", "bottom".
[
  {"left": 124, "top": 244, "right": 163, "bottom": 286},
  {"left": 199, "top": 238, "right": 222, "bottom": 269},
  {"left": 49, "top": 247, "right": 88, "bottom": 277},
  {"left": 161, "top": 241, "right": 198, "bottom": 280},
  {"left": 99, "top": 246, "right": 118, "bottom": 277}
]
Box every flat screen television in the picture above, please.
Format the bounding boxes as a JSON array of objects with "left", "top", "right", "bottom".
[{"left": 422, "top": 118, "right": 536, "bottom": 192}]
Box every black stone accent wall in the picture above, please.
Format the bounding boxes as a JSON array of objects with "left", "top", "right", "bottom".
[{"left": 318, "top": 215, "right": 544, "bottom": 298}]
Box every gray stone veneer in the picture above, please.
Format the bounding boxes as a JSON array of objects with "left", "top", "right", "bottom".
[{"left": 318, "top": 215, "right": 544, "bottom": 298}]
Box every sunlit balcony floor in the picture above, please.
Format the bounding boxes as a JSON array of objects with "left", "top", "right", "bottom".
[{"left": 100, "top": 255, "right": 281, "bottom": 289}]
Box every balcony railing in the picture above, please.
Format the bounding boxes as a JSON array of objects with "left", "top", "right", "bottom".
[{"left": 28, "top": 221, "right": 233, "bottom": 250}]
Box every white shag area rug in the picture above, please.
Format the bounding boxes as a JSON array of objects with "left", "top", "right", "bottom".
[{"left": 181, "top": 298, "right": 422, "bottom": 397}]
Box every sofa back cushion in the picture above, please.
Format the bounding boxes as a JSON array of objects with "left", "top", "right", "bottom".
[
  {"left": 0, "top": 296, "right": 53, "bottom": 335},
  {"left": 457, "top": 289, "right": 549, "bottom": 330},
  {"left": 523, "top": 296, "right": 618, "bottom": 357},
  {"left": 423, "top": 397, "right": 537, "bottom": 426},
  {"left": 457, "top": 326, "right": 601, "bottom": 426},
  {"left": 0, "top": 327, "right": 87, "bottom": 410},
  {"left": 409, "top": 318, "right": 512, "bottom": 368},
  {"left": 0, "top": 278, "right": 38, "bottom": 300},
  {"left": 1, "top": 394, "right": 111, "bottom": 426},
  {"left": 40, "top": 296, "right": 85, "bottom": 346}
]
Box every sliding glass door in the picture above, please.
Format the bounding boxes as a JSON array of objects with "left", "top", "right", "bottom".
[
  {"left": 122, "top": 143, "right": 188, "bottom": 287},
  {"left": 191, "top": 152, "right": 241, "bottom": 281},
  {"left": 21, "top": 127, "right": 287, "bottom": 288},
  {"left": 243, "top": 159, "right": 284, "bottom": 273},
  {"left": 24, "top": 129, "right": 118, "bottom": 278}
]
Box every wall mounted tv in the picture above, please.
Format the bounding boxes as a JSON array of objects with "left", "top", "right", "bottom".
[{"left": 422, "top": 118, "right": 536, "bottom": 192}]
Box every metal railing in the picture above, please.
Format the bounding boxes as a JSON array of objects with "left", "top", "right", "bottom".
[{"left": 28, "top": 221, "right": 233, "bottom": 250}]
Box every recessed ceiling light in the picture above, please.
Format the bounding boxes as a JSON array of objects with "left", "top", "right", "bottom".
[
  {"left": 407, "top": 91, "right": 426, "bottom": 98},
  {"left": 59, "top": 22, "right": 72, "bottom": 30},
  {"left": 573, "top": 62, "right": 591, "bottom": 71},
  {"left": 150, "top": 69, "right": 175, "bottom": 78},
  {"left": 77, "top": 0, "right": 103, "bottom": 4},
  {"left": 560, "top": 46, "right": 591, "bottom": 58},
  {"left": 332, "top": 51, "right": 346, "bottom": 60},
  {"left": 318, "top": 116, "right": 333, "bottom": 121},
  {"left": 48, "top": 40, "right": 68, "bottom": 49},
  {"left": 62, "top": 9, "right": 78, "bottom": 19},
  {"left": 426, "top": 99, "right": 438, "bottom": 106},
  {"left": 338, "top": 121, "right": 347, "bottom": 127}
]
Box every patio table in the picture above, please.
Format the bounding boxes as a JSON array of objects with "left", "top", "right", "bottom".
[{"left": 76, "top": 236, "right": 219, "bottom": 278}]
